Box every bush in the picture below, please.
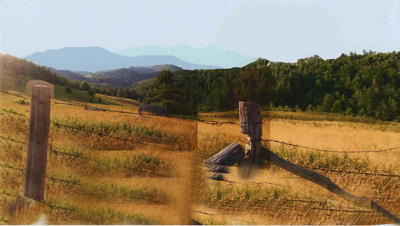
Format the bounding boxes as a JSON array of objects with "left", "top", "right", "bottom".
[
  {"left": 65, "top": 86, "right": 71, "bottom": 93},
  {"left": 87, "top": 89, "right": 95, "bottom": 97},
  {"left": 345, "top": 107, "right": 353, "bottom": 116},
  {"left": 306, "top": 104, "right": 314, "bottom": 112},
  {"left": 294, "top": 105, "right": 303, "bottom": 112},
  {"left": 80, "top": 81, "right": 90, "bottom": 91},
  {"left": 14, "top": 98, "right": 27, "bottom": 105},
  {"left": 283, "top": 105, "right": 291, "bottom": 112}
]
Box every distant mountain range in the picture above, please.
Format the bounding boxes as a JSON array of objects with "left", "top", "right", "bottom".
[
  {"left": 24, "top": 45, "right": 258, "bottom": 88},
  {"left": 25, "top": 47, "right": 220, "bottom": 72},
  {"left": 51, "top": 64, "right": 183, "bottom": 87},
  {"left": 115, "top": 45, "right": 256, "bottom": 69}
]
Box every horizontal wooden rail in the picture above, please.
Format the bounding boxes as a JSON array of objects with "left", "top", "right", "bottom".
[{"left": 260, "top": 147, "right": 400, "bottom": 224}]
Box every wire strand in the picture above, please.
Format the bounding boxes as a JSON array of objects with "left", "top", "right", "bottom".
[{"left": 265, "top": 139, "right": 400, "bottom": 153}]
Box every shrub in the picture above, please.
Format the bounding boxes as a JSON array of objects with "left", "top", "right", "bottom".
[
  {"left": 65, "top": 86, "right": 71, "bottom": 93},
  {"left": 14, "top": 98, "right": 27, "bottom": 105},
  {"left": 87, "top": 89, "right": 95, "bottom": 97}
]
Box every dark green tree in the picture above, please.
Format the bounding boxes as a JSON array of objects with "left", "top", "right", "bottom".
[
  {"left": 145, "top": 70, "right": 181, "bottom": 114},
  {"left": 65, "top": 86, "right": 71, "bottom": 93},
  {"left": 87, "top": 89, "right": 95, "bottom": 97},
  {"left": 80, "top": 81, "right": 90, "bottom": 91}
]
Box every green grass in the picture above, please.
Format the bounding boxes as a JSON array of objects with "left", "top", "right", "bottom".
[
  {"left": 78, "top": 181, "right": 168, "bottom": 203},
  {"left": 52, "top": 115, "right": 179, "bottom": 145},
  {"left": 47, "top": 144, "right": 172, "bottom": 177},
  {"left": 73, "top": 205, "right": 153, "bottom": 224},
  {"left": 198, "top": 134, "right": 232, "bottom": 160},
  {"left": 53, "top": 84, "right": 119, "bottom": 105},
  {"left": 271, "top": 145, "right": 370, "bottom": 172},
  {"left": 89, "top": 153, "right": 171, "bottom": 177},
  {"left": 14, "top": 98, "right": 29, "bottom": 105},
  {"left": 43, "top": 198, "right": 153, "bottom": 224},
  {"left": 0, "top": 73, "right": 36, "bottom": 93},
  {"left": 202, "top": 108, "right": 399, "bottom": 124}
]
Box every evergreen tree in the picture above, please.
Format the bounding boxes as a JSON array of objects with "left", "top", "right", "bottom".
[
  {"left": 80, "top": 81, "right": 90, "bottom": 91},
  {"left": 145, "top": 70, "right": 181, "bottom": 114}
]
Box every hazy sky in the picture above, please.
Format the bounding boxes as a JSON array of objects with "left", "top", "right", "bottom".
[{"left": 1, "top": 0, "right": 399, "bottom": 62}]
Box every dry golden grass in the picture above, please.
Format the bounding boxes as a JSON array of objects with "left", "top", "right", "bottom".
[
  {"left": 1, "top": 91, "right": 400, "bottom": 225},
  {"left": 198, "top": 117, "right": 400, "bottom": 171},
  {"left": 0, "top": 92, "right": 198, "bottom": 224},
  {"left": 197, "top": 110, "right": 400, "bottom": 224}
]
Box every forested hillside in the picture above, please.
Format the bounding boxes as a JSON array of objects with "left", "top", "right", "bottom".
[
  {"left": 143, "top": 51, "right": 400, "bottom": 120},
  {"left": 0, "top": 53, "right": 67, "bottom": 92},
  {"left": 139, "top": 67, "right": 269, "bottom": 114},
  {"left": 269, "top": 51, "right": 400, "bottom": 121},
  {"left": 2, "top": 51, "right": 400, "bottom": 121}
]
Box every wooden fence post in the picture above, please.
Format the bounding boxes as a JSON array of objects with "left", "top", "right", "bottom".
[
  {"left": 239, "top": 101, "right": 262, "bottom": 167},
  {"left": 24, "top": 85, "right": 51, "bottom": 201}
]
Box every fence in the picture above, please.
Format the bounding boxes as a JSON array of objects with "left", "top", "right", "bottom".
[
  {"left": 1, "top": 88, "right": 199, "bottom": 224},
  {"left": 203, "top": 101, "right": 400, "bottom": 224},
  {"left": 1, "top": 89, "right": 400, "bottom": 224}
]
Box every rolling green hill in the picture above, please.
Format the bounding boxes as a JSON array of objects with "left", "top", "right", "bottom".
[
  {"left": 0, "top": 53, "right": 136, "bottom": 106},
  {"left": 0, "top": 53, "right": 60, "bottom": 93}
]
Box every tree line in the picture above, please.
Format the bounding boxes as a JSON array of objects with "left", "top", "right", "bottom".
[
  {"left": 143, "top": 51, "right": 400, "bottom": 121},
  {"left": 2, "top": 51, "right": 399, "bottom": 121},
  {"left": 268, "top": 51, "right": 400, "bottom": 121}
]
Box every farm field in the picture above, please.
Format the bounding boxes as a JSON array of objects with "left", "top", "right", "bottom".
[{"left": 1, "top": 90, "right": 400, "bottom": 225}]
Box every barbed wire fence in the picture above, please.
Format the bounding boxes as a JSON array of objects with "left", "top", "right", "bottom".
[
  {"left": 263, "top": 139, "right": 400, "bottom": 154},
  {"left": 1, "top": 92, "right": 400, "bottom": 224},
  {"left": 2, "top": 105, "right": 400, "bottom": 185},
  {"left": 0, "top": 102, "right": 201, "bottom": 224},
  {"left": 3, "top": 106, "right": 400, "bottom": 178}
]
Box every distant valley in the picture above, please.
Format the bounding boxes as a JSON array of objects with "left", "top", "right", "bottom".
[{"left": 51, "top": 64, "right": 183, "bottom": 87}]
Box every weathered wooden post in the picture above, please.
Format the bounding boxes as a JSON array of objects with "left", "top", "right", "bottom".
[
  {"left": 24, "top": 85, "right": 51, "bottom": 201},
  {"left": 239, "top": 101, "right": 263, "bottom": 167}
]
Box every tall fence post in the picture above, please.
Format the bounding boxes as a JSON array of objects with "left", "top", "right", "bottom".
[
  {"left": 239, "top": 101, "right": 262, "bottom": 166},
  {"left": 24, "top": 85, "right": 51, "bottom": 201}
]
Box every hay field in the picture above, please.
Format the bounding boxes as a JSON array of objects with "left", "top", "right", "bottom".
[
  {"left": 0, "top": 91, "right": 197, "bottom": 224},
  {"left": 1, "top": 91, "right": 400, "bottom": 225}
]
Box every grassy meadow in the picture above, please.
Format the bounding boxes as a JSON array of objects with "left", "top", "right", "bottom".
[{"left": 1, "top": 90, "right": 400, "bottom": 225}]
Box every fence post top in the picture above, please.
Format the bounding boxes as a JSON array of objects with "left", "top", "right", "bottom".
[
  {"left": 239, "top": 101, "right": 259, "bottom": 105},
  {"left": 33, "top": 85, "right": 50, "bottom": 88},
  {"left": 25, "top": 80, "right": 54, "bottom": 98},
  {"left": 32, "top": 85, "right": 51, "bottom": 93}
]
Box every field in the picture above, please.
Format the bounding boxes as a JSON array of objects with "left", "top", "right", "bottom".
[{"left": 1, "top": 90, "right": 400, "bottom": 225}]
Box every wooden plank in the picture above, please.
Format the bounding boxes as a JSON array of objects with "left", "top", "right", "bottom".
[
  {"left": 209, "top": 173, "right": 224, "bottom": 181},
  {"left": 260, "top": 147, "right": 400, "bottom": 224},
  {"left": 204, "top": 143, "right": 244, "bottom": 181},
  {"left": 208, "top": 165, "right": 228, "bottom": 173},
  {"left": 204, "top": 143, "right": 245, "bottom": 167},
  {"left": 24, "top": 85, "right": 51, "bottom": 201}
]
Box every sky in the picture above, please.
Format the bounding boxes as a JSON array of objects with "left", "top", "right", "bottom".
[{"left": 0, "top": 0, "right": 399, "bottom": 62}]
